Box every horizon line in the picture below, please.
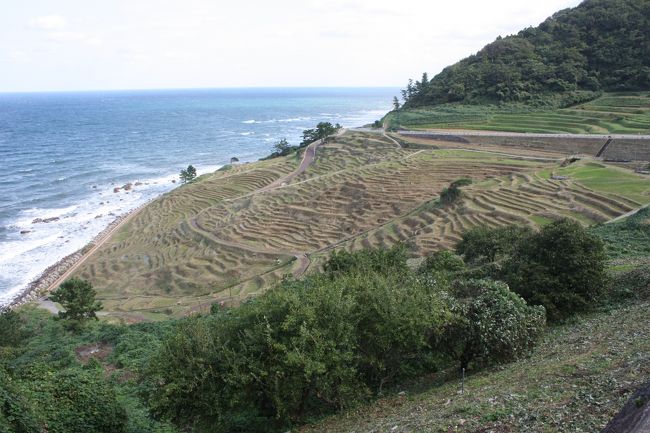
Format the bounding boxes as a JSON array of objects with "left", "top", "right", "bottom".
[{"left": 0, "top": 85, "right": 402, "bottom": 95}]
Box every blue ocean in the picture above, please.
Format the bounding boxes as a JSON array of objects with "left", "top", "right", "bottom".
[{"left": 0, "top": 87, "right": 396, "bottom": 305}]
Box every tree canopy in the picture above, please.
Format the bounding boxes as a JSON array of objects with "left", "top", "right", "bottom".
[{"left": 398, "top": 0, "right": 650, "bottom": 108}]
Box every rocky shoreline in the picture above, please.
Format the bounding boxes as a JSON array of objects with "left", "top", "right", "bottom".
[{"left": 6, "top": 203, "right": 148, "bottom": 310}]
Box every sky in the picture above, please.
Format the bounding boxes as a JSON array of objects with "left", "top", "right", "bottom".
[{"left": 0, "top": 0, "right": 583, "bottom": 92}]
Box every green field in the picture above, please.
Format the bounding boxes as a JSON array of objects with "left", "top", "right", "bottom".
[{"left": 386, "top": 92, "right": 650, "bottom": 134}]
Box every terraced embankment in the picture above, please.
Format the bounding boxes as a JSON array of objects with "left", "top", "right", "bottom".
[
  {"left": 387, "top": 92, "right": 650, "bottom": 135},
  {"left": 65, "top": 130, "right": 650, "bottom": 321}
]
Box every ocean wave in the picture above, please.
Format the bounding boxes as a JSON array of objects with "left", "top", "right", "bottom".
[{"left": 242, "top": 120, "right": 257, "bottom": 124}]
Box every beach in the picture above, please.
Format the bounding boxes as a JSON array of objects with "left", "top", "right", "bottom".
[{"left": 7, "top": 202, "right": 148, "bottom": 309}]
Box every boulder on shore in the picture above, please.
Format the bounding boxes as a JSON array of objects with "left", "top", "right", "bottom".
[
  {"left": 32, "top": 217, "right": 60, "bottom": 224},
  {"left": 113, "top": 187, "right": 121, "bottom": 193}
]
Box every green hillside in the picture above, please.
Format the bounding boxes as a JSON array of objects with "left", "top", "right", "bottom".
[
  {"left": 398, "top": 0, "right": 649, "bottom": 108},
  {"left": 387, "top": 92, "right": 650, "bottom": 133}
]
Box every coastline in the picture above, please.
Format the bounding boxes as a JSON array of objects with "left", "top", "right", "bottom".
[{"left": 6, "top": 199, "right": 152, "bottom": 310}]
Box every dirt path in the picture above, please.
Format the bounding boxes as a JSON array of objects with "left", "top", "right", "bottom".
[
  {"left": 258, "top": 139, "right": 321, "bottom": 193},
  {"left": 606, "top": 203, "right": 650, "bottom": 224},
  {"left": 383, "top": 131, "right": 402, "bottom": 149},
  {"left": 184, "top": 135, "right": 339, "bottom": 281}
]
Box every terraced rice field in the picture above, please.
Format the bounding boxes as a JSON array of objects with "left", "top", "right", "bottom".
[
  {"left": 71, "top": 130, "right": 650, "bottom": 320},
  {"left": 389, "top": 92, "right": 650, "bottom": 134}
]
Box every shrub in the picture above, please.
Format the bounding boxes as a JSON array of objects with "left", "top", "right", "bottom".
[
  {"left": 439, "top": 185, "right": 461, "bottom": 205},
  {"left": 324, "top": 244, "right": 409, "bottom": 278},
  {"left": 504, "top": 218, "right": 607, "bottom": 321},
  {"left": 419, "top": 250, "right": 465, "bottom": 274},
  {"left": 1, "top": 365, "right": 127, "bottom": 433},
  {"left": 0, "top": 367, "right": 41, "bottom": 433},
  {"left": 0, "top": 310, "right": 31, "bottom": 347},
  {"left": 146, "top": 252, "right": 451, "bottom": 432},
  {"left": 456, "top": 225, "right": 532, "bottom": 264},
  {"left": 439, "top": 279, "right": 546, "bottom": 370}
]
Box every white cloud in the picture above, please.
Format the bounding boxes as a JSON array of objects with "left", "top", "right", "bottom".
[{"left": 30, "top": 15, "right": 68, "bottom": 31}]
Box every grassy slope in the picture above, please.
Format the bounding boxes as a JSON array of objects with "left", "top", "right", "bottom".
[{"left": 387, "top": 93, "right": 650, "bottom": 134}]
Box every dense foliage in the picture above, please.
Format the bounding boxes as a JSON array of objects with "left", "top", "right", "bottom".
[
  {"left": 440, "top": 279, "right": 546, "bottom": 370},
  {"left": 504, "top": 219, "right": 608, "bottom": 320},
  {"left": 398, "top": 0, "right": 650, "bottom": 107},
  {"left": 456, "top": 219, "right": 607, "bottom": 321},
  {"left": 145, "top": 247, "right": 453, "bottom": 432},
  {"left": 456, "top": 225, "right": 532, "bottom": 264}
]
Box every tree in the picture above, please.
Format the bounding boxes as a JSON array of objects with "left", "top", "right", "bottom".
[
  {"left": 300, "top": 128, "right": 317, "bottom": 146},
  {"left": 392, "top": 96, "right": 400, "bottom": 111},
  {"left": 50, "top": 278, "right": 102, "bottom": 328},
  {"left": 315, "top": 122, "right": 337, "bottom": 141},
  {"left": 503, "top": 218, "right": 608, "bottom": 321},
  {"left": 439, "top": 178, "right": 472, "bottom": 206},
  {"left": 145, "top": 245, "right": 452, "bottom": 432},
  {"left": 301, "top": 122, "right": 339, "bottom": 146},
  {"left": 179, "top": 164, "right": 197, "bottom": 183},
  {"left": 456, "top": 225, "right": 532, "bottom": 264},
  {"left": 273, "top": 138, "right": 291, "bottom": 155},
  {"left": 439, "top": 279, "right": 546, "bottom": 370}
]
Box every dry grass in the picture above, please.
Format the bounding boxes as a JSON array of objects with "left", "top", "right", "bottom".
[{"left": 71, "top": 131, "right": 650, "bottom": 320}]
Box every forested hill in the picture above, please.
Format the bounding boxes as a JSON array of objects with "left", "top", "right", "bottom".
[{"left": 400, "top": 0, "right": 650, "bottom": 108}]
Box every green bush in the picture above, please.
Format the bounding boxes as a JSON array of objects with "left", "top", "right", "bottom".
[
  {"left": 439, "top": 185, "right": 461, "bottom": 205},
  {"left": 438, "top": 279, "right": 546, "bottom": 370},
  {"left": 324, "top": 245, "right": 409, "bottom": 277},
  {"left": 419, "top": 250, "right": 465, "bottom": 274},
  {"left": 0, "top": 310, "right": 31, "bottom": 348},
  {"left": 146, "top": 248, "right": 451, "bottom": 432},
  {"left": 0, "top": 365, "right": 127, "bottom": 433},
  {"left": 504, "top": 219, "right": 607, "bottom": 321},
  {"left": 0, "top": 367, "right": 41, "bottom": 433},
  {"left": 456, "top": 225, "right": 532, "bottom": 264}
]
